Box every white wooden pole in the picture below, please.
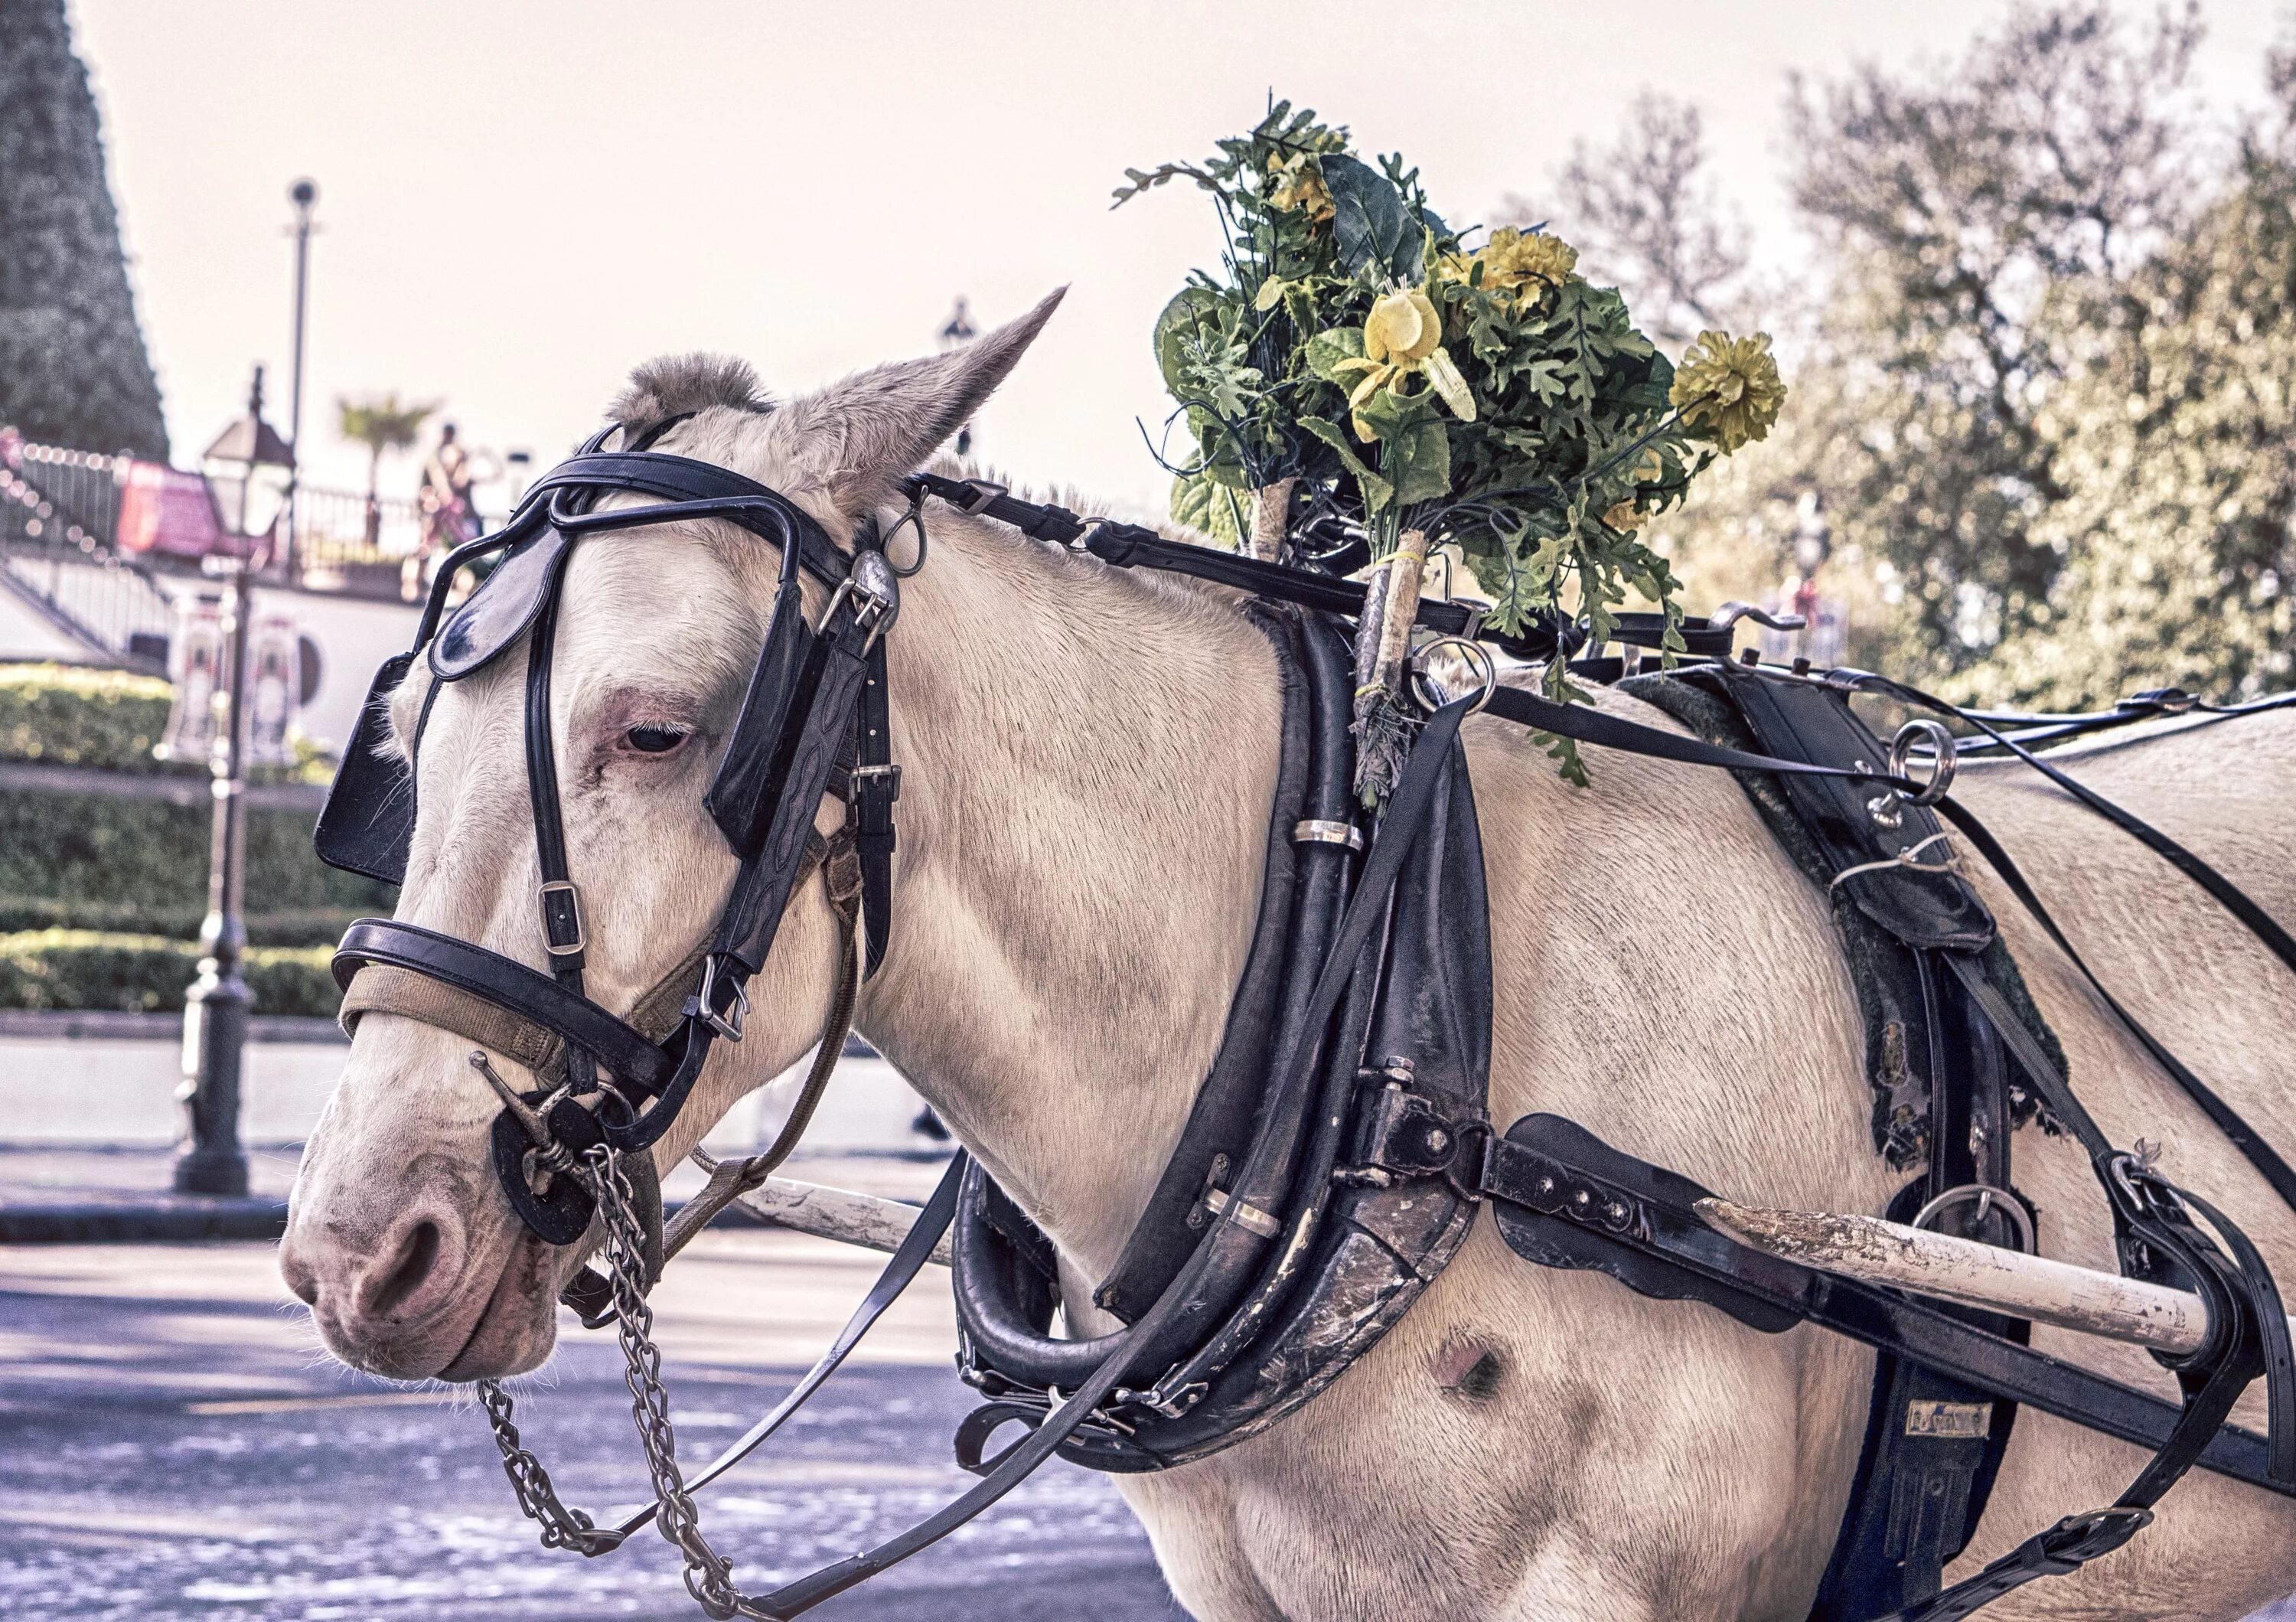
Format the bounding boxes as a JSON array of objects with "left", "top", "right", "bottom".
[
  {"left": 730, "top": 1177, "right": 952, "bottom": 1268},
  {"left": 1695, "top": 1196, "right": 2209, "bottom": 1356}
]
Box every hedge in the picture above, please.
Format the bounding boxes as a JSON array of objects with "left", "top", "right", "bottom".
[
  {"left": 0, "top": 929, "right": 340, "bottom": 1016},
  {"left": 0, "top": 661, "right": 333, "bottom": 778},
  {"left": 0, "top": 661, "right": 186, "bottom": 775},
  {"left": 0, "top": 788, "right": 392, "bottom": 942}
]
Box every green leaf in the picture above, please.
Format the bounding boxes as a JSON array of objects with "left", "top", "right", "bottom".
[
  {"left": 1321, "top": 154, "right": 1420, "bottom": 282},
  {"left": 1254, "top": 277, "right": 1289, "bottom": 312},
  {"left": 1386, "top": 416, "right": 1451, "bottom": 507},
  {"left": 1305, "top": 325, "right": 1367, "bottom": 383},
  {"left": 1153, "top": 287, "right": 1237, "bottom": 395},
  {"left": 1299, "top": 415, "right": 1395, "bottom": 511},
  {"left": 1351, "top": 383, "right": 1434, "bottom": 445},
  {"left": 1170, "top": 472, "right": 1243, "bottom": 549}
]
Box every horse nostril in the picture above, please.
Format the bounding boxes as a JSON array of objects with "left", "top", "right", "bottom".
[{"left": 364, "top": 1218, "right": 444, "bottom": 1319}]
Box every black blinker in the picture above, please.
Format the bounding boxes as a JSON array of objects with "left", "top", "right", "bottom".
[
  {"left": 313, "top": 651, "right": 421, "bottom": 886},
  {"left": 703, "top": 576, "right": 816, "bottom": 856},
  {"left": 431, "top": 524, "right": 574, "bottom": 682}
]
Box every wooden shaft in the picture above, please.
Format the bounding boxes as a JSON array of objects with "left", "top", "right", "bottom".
[
  {"left": 729, "top": 1175, "right": 952, "bottom": 1268},
  {"left": 1695, "top": 1196, "right": 2210, "bottom": 1356},
  {"left": 1247, "top": 477, "right": 1296, "bottom": 561},
  {"left": 1370, "top": 529, "right": 1430, "bottom": 695}
]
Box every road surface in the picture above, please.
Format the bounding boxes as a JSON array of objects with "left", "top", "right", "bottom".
[{"left": 0, "top": 1159, "right": 1188, "bottom": 1622}]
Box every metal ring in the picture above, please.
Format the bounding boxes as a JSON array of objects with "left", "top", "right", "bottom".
[
  {"left": 1408, "top": 636, "right": 1499, "bottom": 716},
  {"left": 1887, "top": 719, "right": 1958, "bottom": 806},
  {"left": 882, "top": 495, "right": 928, "bottom": 577},
  {"left": 1912, "top": 1183, "right": 2035, "bottom": 1254}
]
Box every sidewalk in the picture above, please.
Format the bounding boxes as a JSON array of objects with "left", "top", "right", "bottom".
[{"left": 0, "top": 1141, "right": 950, "bottom": 1243}]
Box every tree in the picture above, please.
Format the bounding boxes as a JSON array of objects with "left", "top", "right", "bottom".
[
  {"left": 1982, "top": 84, "right": 2296, "bottom": 706},
  {"left": 338, "top": 394, "right": 438, "bottom": 543},
  {"left": 0, "top": 0, "right": 168, "bottom": 458},
  {"left": 1505, "top": 94, "right": 1751, "bottom": 348}
]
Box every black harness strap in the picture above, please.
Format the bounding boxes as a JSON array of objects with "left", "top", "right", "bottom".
[
  {"left": 1476, "top": 1115, "right": 2292, "bottom": 1496},
  {"left": 850, "top": 636, "right": 898, "bottom": 976}
]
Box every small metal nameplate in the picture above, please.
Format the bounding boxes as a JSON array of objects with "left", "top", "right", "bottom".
[{"left": 1905, "top": 1400, "right": 1993, "bottom": 1439}]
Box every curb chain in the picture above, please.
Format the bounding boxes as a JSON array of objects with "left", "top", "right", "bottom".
[{"left": 477, "top": 1140, "right": 778, "bottom": 1620}]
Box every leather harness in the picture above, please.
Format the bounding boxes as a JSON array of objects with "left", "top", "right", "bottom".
[{"left": 314, "top": 439, "right": 2296, "bottom": 1620}]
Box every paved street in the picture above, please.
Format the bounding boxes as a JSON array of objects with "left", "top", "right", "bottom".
[{"left": 0, "top": 1157, "right": 1189, "bottom": 1622}]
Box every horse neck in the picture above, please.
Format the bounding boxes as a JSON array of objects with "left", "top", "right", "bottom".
[{"left": 853, "top": 508, "right": 1283, "bottom": 1274}]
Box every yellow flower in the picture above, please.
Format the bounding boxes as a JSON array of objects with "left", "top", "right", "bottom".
[
  {"left": 1440, "top": 227, "right": 1580, "bottom": 309},
  {"left": 1332, "top": 288, "right": 1476, "bottom": 438},
  {"left": 1669, "top": 330, "right": 1787, "bottom": 453},
  {"left": 1364, "top": 288, "right": 1441, "bottom": 363},
  {"left": 1267, "top": 153, "right": 1334, "bottom": 223}
]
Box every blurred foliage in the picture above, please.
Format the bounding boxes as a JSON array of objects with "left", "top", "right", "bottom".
[
  {"left": 0, "top": 786, "right": 390, "bottom": 945},
  {"left": 1545, "top": 3, "right": 2295, "bottom": 710},
  {"left": 0, "top": 661, "right": 180, "bottom": 773},
  {"left": 0, "top": 928, "right": 337, "bottom": 1016},
  {"left": 0, "top": 662, "right": 393, "bottom": 958}
]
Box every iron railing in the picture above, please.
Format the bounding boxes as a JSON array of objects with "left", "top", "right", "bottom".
[
  {"left": 0, "top": 442, "right": 173, "bottom": 670},
  {"left": 1, "top": 428, "right": 481, "bottom": 633}
]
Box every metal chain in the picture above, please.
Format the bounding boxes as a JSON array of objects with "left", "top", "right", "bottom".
[
  {"left": 475, "top": 1377, "right": 625, "bottom": 1556},
  {"left": 477, "top": 1139, "right": 778, "bottom": 1620}
]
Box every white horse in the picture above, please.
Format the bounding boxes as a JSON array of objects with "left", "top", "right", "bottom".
[{"left": 281, "top": 295, "right": 2296, "bottom": 1620}]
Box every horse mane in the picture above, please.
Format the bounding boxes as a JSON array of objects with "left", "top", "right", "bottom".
[{"left": 608, "top": 353, "right": 774, "bottom": 429}]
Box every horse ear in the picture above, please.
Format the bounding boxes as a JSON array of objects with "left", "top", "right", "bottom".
[{"left": 768, "top": 289, "right": 1065, "bottom": 511}]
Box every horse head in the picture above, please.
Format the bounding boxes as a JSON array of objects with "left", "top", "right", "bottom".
[{"left": 279, "top": 293, "right": 1065, "bottom": 1381}]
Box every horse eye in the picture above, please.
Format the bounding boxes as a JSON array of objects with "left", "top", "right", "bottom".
[{"left": 625, "top": 724, "right": 688, "bottom": 755}]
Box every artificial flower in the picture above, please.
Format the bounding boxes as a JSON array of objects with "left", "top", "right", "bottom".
[
  {"left": 1440, "top": 227, "right": 1580, "bottom": 309},
  {"left": 1267, "top": 153, "right": 1335, "bottom": 223},
  {"left": 1603, "top": 501, "right": 1642, "bottom": 534},
  {"left": 1332, "top": 288, "right": 1476, "bottom": 437},
  {"left": 1670, "top": 330, "right": 1787, "bottom": 453}
]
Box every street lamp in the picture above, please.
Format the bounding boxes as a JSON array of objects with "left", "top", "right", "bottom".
[
  {"left": 174, "top": 367, "right": 295, "bottom": 1197},
  {"left": 938, "top": 295, "right": 978, "bottom": 456},
  {"left": 279, "top": 178, "right": 319, "bottom": 583}
]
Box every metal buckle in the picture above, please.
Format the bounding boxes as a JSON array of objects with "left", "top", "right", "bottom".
[
  {"left": 2037, "top": 1505, "right": 2152, "bottom": 1568},
  {"left": 538, "top": 880, "right": 586, "bottom": 957},
  {"left": 817, "top": 550, "right": 901, "bottom": 649},
  {"left": 957, "top": 478, "right": 1008, "bottom": 516},
  {"left": 693, "top": 955, "right": 747, "bottom": 1043}
]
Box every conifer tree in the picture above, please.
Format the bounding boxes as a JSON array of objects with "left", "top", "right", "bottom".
[{"left": 0, "top": 0, "right": 168, "bottom": 458}]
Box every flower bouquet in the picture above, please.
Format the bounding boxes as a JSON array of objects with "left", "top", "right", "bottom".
[{"left": 1118, "top": 101, "right": 1785, "bottom": 794}]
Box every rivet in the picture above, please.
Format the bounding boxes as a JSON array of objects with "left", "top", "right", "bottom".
[{"left": 1426, "top": 1129, "right": 1449, "bottom": 1152}]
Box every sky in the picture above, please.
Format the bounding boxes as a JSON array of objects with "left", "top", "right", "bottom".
[{"left": 69, "top": 0, "right": 2288, "bottom": 517}]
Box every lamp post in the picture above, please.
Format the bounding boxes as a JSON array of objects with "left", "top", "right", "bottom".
[
  {"left": 279, "top": 179, "right": 318, "bottom": 585},
  {"left": 175, "top": 367, "right": 295, "bottom": 1197},
  {"left": 938, "top": 296, "right": 977, "bottom": 456}
]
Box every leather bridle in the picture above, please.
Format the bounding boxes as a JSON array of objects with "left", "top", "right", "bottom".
[{"left": 318, "top": 419, "right": 904, "bottom": 1248}]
